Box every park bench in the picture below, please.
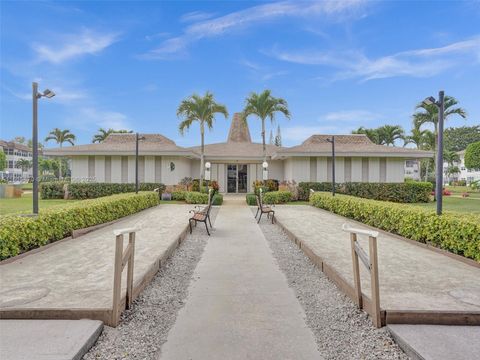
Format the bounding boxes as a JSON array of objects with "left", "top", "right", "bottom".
[
  {"left": 188, "top": 189, "right": 213, "bottom": 236},
  {"left": 255, "top": 189, "right": 275, "bottom": 224}
]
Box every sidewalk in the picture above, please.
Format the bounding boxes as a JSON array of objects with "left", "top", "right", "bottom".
[{"left": 159, "top": 197, "right": 321, "bottom": 360}]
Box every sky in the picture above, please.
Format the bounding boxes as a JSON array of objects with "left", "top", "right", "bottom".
[{"left": 1, "top": 0, "right": 479, "bottom": 148}]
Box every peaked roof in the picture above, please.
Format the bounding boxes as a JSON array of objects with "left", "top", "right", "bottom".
[{"left": 227, "top": 113, "right": 251, "bottom": 143}]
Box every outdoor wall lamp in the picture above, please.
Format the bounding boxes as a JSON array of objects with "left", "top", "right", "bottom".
[
  {"left": 205, "top": 162, "right": 211, "bottom": 182},
  {"left": 32, "top": 82, "right": 55, "bottom": 215},
  {"left": 262, "top": 161, "right": 268, "bottom": 181},
  {"left": 423, "top": 91, "right": 445, "bottom": 216}
]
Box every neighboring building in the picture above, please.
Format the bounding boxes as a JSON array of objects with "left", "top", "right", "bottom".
[
  {"left": 404, "top": 159, "right": 421, "bottom": 180},
  {"left": 0, "top": 140, "right": 33, "bottom": 182},
  {"left": 44, "top": 113, "right": 433, "bottom": 193},
  {"left": 443, "top": 150, "right": 480, "bottom": 185}
]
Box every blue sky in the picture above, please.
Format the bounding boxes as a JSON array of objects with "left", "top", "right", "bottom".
[{"left": 1, "top": 0, "right": 479, "bottom": 148}]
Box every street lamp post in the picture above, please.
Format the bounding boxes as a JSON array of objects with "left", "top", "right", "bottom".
[
  {"left": 423, "top": 91, "right": 445, "bottom": 215},
  {"left": 32, "top": 82, "right": 55, "bottom": 214},
  {"left": 326, "top": 136, "right": 336, "bottom": 196},
  {"left": 135, "top": 133, "right": 146, "bottom": 194}
]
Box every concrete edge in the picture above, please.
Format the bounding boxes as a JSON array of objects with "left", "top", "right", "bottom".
[
  {"left": 387, "top": 325, "right": 424, "bottom": 360},
  {"left": 73, "top": 320, "right": 104, "bottom": 360}
]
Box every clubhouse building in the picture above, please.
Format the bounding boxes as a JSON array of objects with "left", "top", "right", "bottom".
[{"left": 44, "top": 113, "right": 433, "bottom": 193}]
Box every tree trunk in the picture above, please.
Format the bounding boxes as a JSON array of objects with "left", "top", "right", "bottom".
[
  {"left": 200, "top": 123, "right": 205, "bottom": 192},
  {"left": 59, "top": 143, "right": 63, "bottom": 180},
  {"left": 261, "top": 118, "right": 266, "bottom": 161}
]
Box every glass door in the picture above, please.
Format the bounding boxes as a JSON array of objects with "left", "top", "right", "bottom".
[
  {"left": 238, "top": 164, "right": 248, "bottom": 193},
  {"left": 227, "top": 164, "right": 237, "bottom": 193}
]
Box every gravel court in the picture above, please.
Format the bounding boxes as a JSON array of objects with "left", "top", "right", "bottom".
[
  {"left": 84, "top": 208, "right": 219, "bottom": 360},
  {"left": 255, "top": 211, "right": 408, "bottom": 360}
]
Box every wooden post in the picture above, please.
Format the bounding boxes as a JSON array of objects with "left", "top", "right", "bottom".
[
  {"left": 350, "top": 233, "right": 362, "bottom": 308},
  {"left": 126, "top": 232, "right": 135, "bottom": 309},
  {"left": 369, "top": 235, "right": 381, "bottom": 328},
  {"left": 112, "top": 234, "right": 124, "bottom": 326}
]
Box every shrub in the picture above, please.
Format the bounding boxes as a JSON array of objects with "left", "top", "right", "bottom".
[
  {"left": 0, "top": 193, "right": 159, "bottom": 260},
  {"left": 465, "top": 141, "right": 480, "bottom": 170},
  {"left": 299, "top": 182, "right": 432, "bottom": 203},
  {"left": 185, "top": 191, "right": 209, "bottom": 204},
  {"left": 263, "top": 191, "right": 292, "bottom": 204},
  {"left": 279, "top": 180, "right": 299, "bottom": 200},
  {"left": 212, "top": 193, "right": 223, "bottom": 205},
  {"left": 67, "top": 182, "right": 165, "bottom": 199},
  {"left": 246, "top": 193, "right": 257, "bottom": 206},
  {"left": 310, "top": 192, "right": 480, "bottom": 262},
  {"left": 172, "top": 190, "right": 187, "bottom": 201},
  {"left": 40, "top": 181, "right": 67, "bottom": 199}
]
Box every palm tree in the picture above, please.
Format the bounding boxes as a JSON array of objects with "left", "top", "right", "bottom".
[
  {"left": 403, "top": 127, "right": 430, "bottom": 149},
  {"left": 92, "top": 128, "right": 132, "bottom": 143},
  {"left": 413, "top": 95, "right": 466, "bottom": 171},
  {"left": 16, "top": 158, "right": 32, "bottom": 180},
  {"left": 242, "top": 90, "right": 291, "bottom": 161},
  {"left": 352, "top": 126, "right": 382, "bottom": 145},
  {"left": 45, "top": 128, "right": 76, "bottom": 179},
  {"left": 177, "top": 92, "right": 228, "bottom": 190},
  {"left": 377, "top": 125, "right": 405, "bottom": 146}
]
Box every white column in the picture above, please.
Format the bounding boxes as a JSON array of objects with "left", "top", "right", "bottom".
[
  {"left": 94, "top": 156, "right": 105, "bottom": 182},
  {"left": 387, "top": 158, "right": 405, "bottom": 182},
  {"left": 111, "top": 156, "right": 122, "bottom": 183},
  {"left": 128, "top": 156, "right": 136, "bottom": 183},
  {"left": 317, "top": 157, "right": 328, "bottom": 182},
  {"left": 144, "top": 156, "right": 155, "bottom": 183},
  {"left": 218, "top": 164, "right": 225, "bottom": 192},
  {"left": 335, "top": 157, "right": 345, "bottom": 183},
  {"left": 369, "top": 158, "right": 380, "bottom": 182},
  {"left": 351, "top": 158, "right": 362, "bottom": 182}
]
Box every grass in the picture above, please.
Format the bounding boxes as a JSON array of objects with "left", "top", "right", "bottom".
[
  {"left": 409, "top": 196, "right": 480, "bottom": 214},
  {"left": 0, "top": 193, "right": 79, "bottom": 215},
  {"left": 21, "top": 183, "right": 33, "bottom": 190}
]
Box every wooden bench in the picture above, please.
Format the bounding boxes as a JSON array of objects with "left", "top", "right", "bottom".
[
  {"left": 188, "top": 189, "right": 214, "bottom": 236},
  {"left": 255, "top": 189, "right": 275, "bottom": 224}
]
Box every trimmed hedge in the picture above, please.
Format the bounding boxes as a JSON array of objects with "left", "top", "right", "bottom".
[
  {"left": 246, "top": 193, "right": 257, "bottom": 206},
  {"left": 40, "top": 181, "right": 67, "bottom": 199},
  {"left": 0, "top": 192, "right": 160, "bottom": 260},
  {"left": 310, "top": 192, "right": 480, "bottom": 262},
  {"left": 212, "top": 193, "right": 223, "bottom": 205},
  {"left": 67, "top": 182, "right": 166, "bottom": 199},
  {"left": 299, "top": 182, "right": 432, "bottom": 203},
  {"left": 172, "top": 190, "right": 187, "bottom": 201},
  {"left": 263, "top": 191, "right": 292, "bottom": 204},
  {"left": 185, "top": 191, "right": 209, "bottom": 204}
]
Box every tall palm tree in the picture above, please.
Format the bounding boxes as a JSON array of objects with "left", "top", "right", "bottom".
[
  {"left": 45, "top": 128, "right": 76, "bottom": 179},
  {"left": 242, "top": 90, "right": 291, "bottom": 161},
  {"left": 177, "top": 92, "right": 228, "bottom": 190},
  {"left": 352, "top": 126, "right": 382, "bottom": 145},
  {"left": 403, "top": 127, "right": 430, "bottom": 149},
  {"left": 377, "top": 125, "right": 405, "bottom": 146},
  {"left": 92, "top": 128, "right": 132, "bottom": 143},
  {"left": 413, "top": 95, "right": 466, "bottom": 171}
]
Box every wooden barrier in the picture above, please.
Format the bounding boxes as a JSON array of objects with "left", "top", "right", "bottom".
[
  {"left": 342, "top": 224, "right": 381, "bottom": 328},
  {"left": 111, "top": 227, "right": 138, "bottom": 327}
]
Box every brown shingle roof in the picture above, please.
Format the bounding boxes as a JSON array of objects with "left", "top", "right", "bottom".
[
  {"left": 227, "top": 113, "right": 252, "bottom": 143},
  {"left": 189, "top": 142, "right": 282, "bottom": 159},
  {"left": 0, "top": 140, "right": 32, "bottom": 152}
]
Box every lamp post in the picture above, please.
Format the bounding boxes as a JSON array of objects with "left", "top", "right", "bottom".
[
  {"left": 32, "top": 82, "right": 55, "bottom": 214},
  {"left": 135, "top": 133, "right": 146, "bottom": 194},
  {"left": 423, "top": 91, "right": 445, "bottom": 215},
  {"left": 326, "top": 136, "right": 336, "bottom": 196},
  {"left": 205, "top": 161, "right": 211, "bottom": 189}
]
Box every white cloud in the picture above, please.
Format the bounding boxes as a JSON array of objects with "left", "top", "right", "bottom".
[
  {"left": 268, "top": 36, "right": 480, "bottom": 81},
  {"left": 180, "top": 11, "right": 216, "bottom": 23},
  {"left": 142, "top": 0, "right": 366, "bottom": 59},
  {"left": 238, "top": 59, "right": 288, "bottom": 81},
  {"left": 75, "top": 108, "right": 131, "bottom": 130},
  {"left": 33, "top": 28, "right": 119, "bottom": 64}
]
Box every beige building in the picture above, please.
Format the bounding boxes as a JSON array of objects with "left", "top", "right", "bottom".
[{"left": 44, "top": 113, "right": 432, "bottom": 193}]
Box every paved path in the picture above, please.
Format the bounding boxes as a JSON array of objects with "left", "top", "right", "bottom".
[
  {"left": 274, "top": 205, "right": 480, "bottom": 313},
  {"left": 159, "top": 197, "right": 321, "bottom": 360}
]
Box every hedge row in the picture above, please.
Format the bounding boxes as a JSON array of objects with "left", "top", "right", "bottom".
[
  {"left": 299, "top": 182, "right": 432, "bottom": 203},
  {"left": 40, "top": 182, "right": 166, "bottom": 200},
  {"left": 0, "top": 192, "right": 160, "bottom": 260},
  {"left": 183, "top": 191, "right": 223, "bottom": 205},
  {"left": 263, "top": 191, "right": 292, "bottom": 204},
  {"left": 310, "top": 192, "right": 480, "bottom": 262}
]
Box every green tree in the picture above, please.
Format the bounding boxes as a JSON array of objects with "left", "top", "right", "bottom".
[
  {"left": 403, "top": 127, "right": 431, "bottom": 149},
  {"left": 16, "top": 158, "right": 32, "bottom": 179},
  {"left": 352, "top": 126, "right": 382, "bottom": 144},
  {"left": 92, "top": 128, "right": 132, "bottom": 143},
  {"left": 443, "top": 150, "right": 460, "bottom": 167},
  {"left": 413, "top": 95, "right": 467, "bottom": 171},
  {"left": 465, "top": 141, "right": 480, "bottom": 170},
  {"left": 242, "top": 90, "right": 290, "bottom": 161},
  {"left": 177, "top": 92, "right": 228, "bottom": 190},
  {"left": 444, "top": 125, "right": 480, "bottom": 152},
  {"left": 0, "top": 151, "right": 6, "bottom": 171},
  {"left": 45, "top": 128, "right": 76, "bottom": 179},
  {"left": 377, "top": 125, "right": 405, "bottom": 146}
]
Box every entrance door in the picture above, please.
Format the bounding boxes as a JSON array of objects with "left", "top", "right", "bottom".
[
  {"left": 226, "top": 164, "right": 249, "bottom": 193},
  {"left": 238, "top": 164, "right": 248, "bottom": 193},
  {"left": 227, "top": 165, "right": 237, "bottom": 193}
]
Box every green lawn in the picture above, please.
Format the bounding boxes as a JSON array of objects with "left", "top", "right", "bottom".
[
  {"left": 0, "top": 193, "right": 79, "bottom": 215},
  {"left": 21, "top": 183, "right": 33, "bottom": 190},
  {"left": 409, "top": 196, "right": 480, "bottom": 214}
]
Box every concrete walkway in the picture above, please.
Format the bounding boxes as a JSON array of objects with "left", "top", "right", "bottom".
[{"left": 159, "top": 197, "right": 321, "bottom": 360}]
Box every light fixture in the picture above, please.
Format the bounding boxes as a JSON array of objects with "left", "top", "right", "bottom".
[
  {"left": 262, "top": 161, "right": 268, "bottom": 169},
  {"left": 42, "top": 89, "right": 55, "bottom": 98},
  {"left": 423, "top": 96, "right": 436, "bottom": 106},
  {"left": 205, "top": 162, "right": 211, "bottom": 169}
]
